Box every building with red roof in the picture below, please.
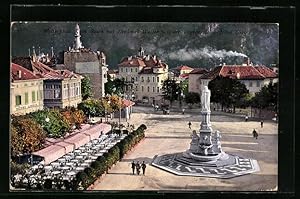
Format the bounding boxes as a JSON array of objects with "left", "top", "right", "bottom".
[
  {"left": 11, "top": 63, "right": 44, "bottom": 115},
  {"left": 188, "top": 68, "right": 209, "bottom": 94},
  {"left": 195, "top": 61, "right": 278, "bottom": 95},
  {"left": 117, "top": 47, "right": 169, "bottom": 105},
  {"left": 12, "top": 56, "right": 83, "bottom": 109}
]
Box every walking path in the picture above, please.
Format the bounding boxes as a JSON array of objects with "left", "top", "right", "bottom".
[{"left": 91, "top": 106, "right": 278, "bottom": 191}]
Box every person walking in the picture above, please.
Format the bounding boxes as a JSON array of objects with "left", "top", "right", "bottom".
[
  {"left": 252, "top": 129, "right": 258, "bottom": 139},
  {"left": 182, "top": 108, "right": 185, "bottom": 115},
  {"left": 188, "top": 121, "right": 192, "bottom": 129},
  {"left": 136, "top": 161, "right": 141, "bottom": 175},
  {"left": 131, "top": 161, "right": 136, "bottom": 175},
  {"left": 141, "top": 161, "right": 147, "bottom": 175},
  {"left": 245, "top": 115, "right": 248, "bottom": 122},
  {"left": 260, "top": 120, "right": 264, "bottom": 128}
]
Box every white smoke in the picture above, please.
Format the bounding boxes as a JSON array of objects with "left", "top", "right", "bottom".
[{"left": 168, "top": 46, "right": 247, "bottom": 61}]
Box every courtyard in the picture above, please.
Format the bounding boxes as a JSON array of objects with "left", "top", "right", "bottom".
[{"left": 90, "top": 106, "right": 278, "bottom": 191}]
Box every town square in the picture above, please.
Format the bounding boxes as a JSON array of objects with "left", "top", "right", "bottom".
[{"left": 10, "top": 22, "right": 279, "bottom": 192}]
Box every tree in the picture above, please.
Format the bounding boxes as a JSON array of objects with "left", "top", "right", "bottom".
[
  {"left": 105, "top": 76, "right": 125, "bottom": 96},
  {"left": 162, "top": 78, "right": 180, "bottom": 106},
  {"left": 77, "top": 99, "right": 103, "bottom": 117},
  {"left": 81, "top": 75, "right": 93, "bottom": 100},
  {"left": 208, "top": 76, "right": 249, "bottom": 112},
  {"left": 31, "top": 109, "right": 71, "bottom": 138},
  {"left": 11, "top": 115, "right": 46, "bottom": 156},
  {"left": 251, "top": 82, "right": 278, "bottom": 112},
  {"left": 185, "top": 92, "right": 200, "bottom": 105}
]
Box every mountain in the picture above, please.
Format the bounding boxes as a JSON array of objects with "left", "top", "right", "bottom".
[{"left": 11, "top": 22, "right": 279, "bottom": 69}]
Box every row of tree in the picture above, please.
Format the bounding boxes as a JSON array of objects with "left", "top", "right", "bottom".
[{"left": 160, "top": 76, "right": 278, "bottom": 113}]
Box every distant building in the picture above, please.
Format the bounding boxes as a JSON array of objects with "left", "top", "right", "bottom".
[
  {"left": 197, "top": 60, "right": 278, "bottom": 95},
  {"left": 12, "top": 56, "right": 82, "bottom": 109},
  {"left": 107, "top": 69, "right": 119, "bottom": 81},
  {"left": 11, "top": 63, "right": 44, "bottom": 115},
  {"left": 173, "top": 65, "right": 194, "bottom": 76},
  {"left": 63, "top": 24, "right": 108, "bottom": 98},
  {"left": 117, "top": 47, "right": 169, "bottom": 104},
  {"left": 188, "top": 68, "right": 209, "bottom": 94}
]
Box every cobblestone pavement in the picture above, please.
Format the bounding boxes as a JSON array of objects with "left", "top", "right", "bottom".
[{"left": 91, "top": 106, "right": 278, "bottom": 191}]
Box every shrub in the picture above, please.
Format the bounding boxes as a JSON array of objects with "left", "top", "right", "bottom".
[{"left": 10, "top": 160, "right": 30, "bottom": 176}]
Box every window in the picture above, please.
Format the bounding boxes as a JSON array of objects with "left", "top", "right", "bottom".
[
  {"left": 157, "top": 77, "right": 159, "bottom": 82},
  {"left": 32, "top": 91, "right": 36, "bottom": 102},
  {"left": 147, "top": 77, "right": 150, "bottom": 82},
  {"left": 141, "top": 86, "right": 144, "bottom": 92},
  {"left": 24, "top": 83, "right": 27, "bottom": 86},
  {"left": 135, "top": 77, "right": 138, "bottom": 81},
  {"left": 40, "top": 90, "right": 43, "bottom": 100},
  {"left": 126, "top": 68, "right": 128, "bottom": 73},
  {"left": 157, "top": 87, "right": 159, "bottom": 93},
  {"left": 249, "top": 81, "right": 253, "bottom": 87},
  {"left": 131, "top": 68, "right": 133, "bottom": 72},
  {"left": 121, "top": 68, "right": 123, "bottom": 73},
  {"left": 135, "top": 68, "right": 138, "bottom": 72},
  {"left": 37, "top": 91, "right": 39, "bottom": 101},
  {"left": 153, "top": 77, "right": 155, "bottom": 82},
  {"left": 153, "top": 87, "right": 155, "bottom": 92},
  {"left": 104, "top": 74, "right": 107, "bottom": 78},
  {"left": 15, "top": 95, "right": 21, "bottom": 106},
  {"left": 256, "top": 81, "right": 260, "bottom": 87},
  {"left": 136, "top": 85, "right": 138, "bottom": 91},
  {"left": 25, "top": 93, "right": 28, "bottom": 104},
  {"left": 147, "top": 86, "right": 150, "bottom": 92},
  {"left": 141, "top": 77, "right": 144, "bottom": 82}
]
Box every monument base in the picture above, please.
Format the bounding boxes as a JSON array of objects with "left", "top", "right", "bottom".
[{"left": 152, "top": 152, "right": 260, "bottom": 178}]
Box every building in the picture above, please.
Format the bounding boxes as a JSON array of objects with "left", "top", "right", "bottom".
[
  {"left": 117, "top": 47, "right": 169, "bottom": 104},
  {"left": 188, "top": 68, "right": 209, "bottom": 94},
  {"left": 63, "top": 24, "right": 108, "bottom": 98},
  {"left": 11, "top": 63, "right": 44, "bottom": 115},
  {"left": 107, "top": 69, "right": 119, "bottom": 81},
  {"left": 196, "top": 61, "right": 278, "bottom": 95},
  {"left": 173, "top": 65, "right": 194, "bottom": 76},
  {"left": 12, "top": 56, "right": 82, "bottom": 109}
]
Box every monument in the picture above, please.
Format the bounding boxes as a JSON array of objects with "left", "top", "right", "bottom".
[{"left": 152, "top": 86, "right": 260, "bottom": 178}]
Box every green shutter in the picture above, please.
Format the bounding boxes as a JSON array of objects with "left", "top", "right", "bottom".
[{"left": 25, "top": 93, "right": 28, "bottom": 104}]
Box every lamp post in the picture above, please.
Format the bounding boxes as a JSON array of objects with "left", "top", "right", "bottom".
[{"left": 119, "top": 96, "right": 122, "bottom": 129}]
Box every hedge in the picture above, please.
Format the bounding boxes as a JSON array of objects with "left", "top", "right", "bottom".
[{"left": 74, "top": 124, "right": 146, "bottom": 190}]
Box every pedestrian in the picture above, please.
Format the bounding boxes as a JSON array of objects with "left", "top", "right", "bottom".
[
  {"left": 245, "top": 115, "right": 248, "bottom": 122},
  {"left": 131, "top": 161, "right": 136, "bottom": 175},
  {"left": 261, "top": 120, "right": 264, "bottom": 128},
  {"left": 141, "top": 161, "right": 146, "bottom": 175},
  {"left": 252, "top": 129, "right": 258, "bottom": 139},
  {"left": 136, "top": 161, "right": 141, "bottom": 175},
  {"left": 188, "top": 121, "right": 192, "bottom": 129},
  {"left": 182, "top": 108, "right": 185, "bottom": 115}
]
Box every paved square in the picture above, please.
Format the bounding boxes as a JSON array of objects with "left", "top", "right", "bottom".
[{"left": 90, "top": 106, "right": 277, "bottom": 191}]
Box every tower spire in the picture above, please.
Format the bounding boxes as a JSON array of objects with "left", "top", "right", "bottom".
[{"left": 73, "top": 23, "right": 83, "bottom": 50}]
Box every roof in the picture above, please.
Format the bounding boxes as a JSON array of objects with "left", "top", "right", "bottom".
[
  {"left": 107, "top": 69, "right": 118, "bottom": 74},
  {"left": 118, "top": 54, "right": 167, "bottom": 74},
  {"left": 122, "top": 99, "right": 135, "bottom": 108},
  {"left": 12, "top": 57, "right": 81, "bottom": 80},
  {"left": 201, "top": 65, "right": 268, "bottom": 80},
  {"left": 178, "top": 73, "right": 190, "bottom": 79},
  {"left": 189, "top": 68, "right": 209, "bottom": 74},
  {"left": 11, "top": 63, "right": 40, "bottom": 81},
  {"left": 176, "top": 65, "right": 194, "bottom": 71},
  {"left": 254, "top": 66, "right": 278, "bottom": 78}
]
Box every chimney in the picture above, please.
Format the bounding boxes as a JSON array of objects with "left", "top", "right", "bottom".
[{"left": 18, "top": 70, "right": 22, "bottom": 78}]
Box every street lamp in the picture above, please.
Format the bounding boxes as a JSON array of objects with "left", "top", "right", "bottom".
[{"left": 119, "top": 95, "right": 122, "bottom": 129}]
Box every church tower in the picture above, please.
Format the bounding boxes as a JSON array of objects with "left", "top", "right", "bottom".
[
  {"left": 138, "top": 46, "right": 145, "bottom": 57},
  {"left": 73, "top": 24, "right": 84, "bottom": 50}
]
